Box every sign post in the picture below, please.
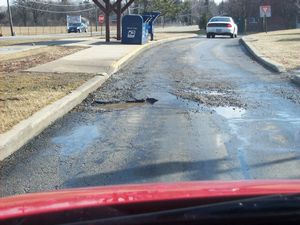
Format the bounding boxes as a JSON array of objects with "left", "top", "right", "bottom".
[
  {"left": 260, "top": 5, "right": 271, "bottom": 33},
  {"left": 98, "top": 15, "right": 105, "bottom": 36}
]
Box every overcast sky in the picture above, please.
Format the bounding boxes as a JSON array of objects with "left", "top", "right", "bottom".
[{"left": 0, "top": 0, "right": 224, "bottom": 7}]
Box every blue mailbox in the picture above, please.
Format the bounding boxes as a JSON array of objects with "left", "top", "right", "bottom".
[{"left": 122, "top": 15, "right": 148, "bottom": 44}]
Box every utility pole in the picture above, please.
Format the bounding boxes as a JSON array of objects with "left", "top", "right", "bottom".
[{"left": 7, "top": 0, "right": 14, "bottom": 36}]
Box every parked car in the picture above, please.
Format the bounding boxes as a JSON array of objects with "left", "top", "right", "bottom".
[
  {"left": 67, "top": 22, "right": 88, "bottom": 33},
  {"left": 67, "top": 15, "right": 88, "bottom": 33},
  {"left": 206, "top": 16, "right": 238, "bottom": 38}
]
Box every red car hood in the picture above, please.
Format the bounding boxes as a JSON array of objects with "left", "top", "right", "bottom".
[{"left": 1, "top": 180, "right": 300, "bottom": 223}]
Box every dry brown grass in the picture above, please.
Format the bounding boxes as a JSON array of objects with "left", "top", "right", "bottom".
[
  {"left": 0, "top": 72, "right": 93, "bottom": 133},
  {"left": 244, "top": 29, "right": 300, "bottom": 71},
  {"left": 0, "top": 46, "right": 92, "bottom": 133}
]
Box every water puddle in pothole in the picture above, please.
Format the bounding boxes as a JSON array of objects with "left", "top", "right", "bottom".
[
  {"left": 96, "top": 102, "right": 146, "bottom": 110},
  {"left": 90, "top": 92, "right": 247, "bottom": 119},
  {"left": 213, "top": 106, "right": 246, "bottom": 119}
]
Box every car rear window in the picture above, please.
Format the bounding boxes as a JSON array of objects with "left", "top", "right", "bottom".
[{"left": 210, "top": 17, "right": 231, "bottom": 22}]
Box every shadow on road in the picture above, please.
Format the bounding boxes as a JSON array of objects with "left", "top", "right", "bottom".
[
  {"left": 63, "top": 159, "right": 226, "bottom": 188},
  {"left": 63, "top": 155, "right": 300, "bottom": 188}
]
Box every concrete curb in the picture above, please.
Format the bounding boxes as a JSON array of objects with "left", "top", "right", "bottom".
[
  {"left": 240, "top": 37, "right": 286, "bottom": 73},
  {"left": 0, "top": 34, "right": 196, "bottom": 161}
]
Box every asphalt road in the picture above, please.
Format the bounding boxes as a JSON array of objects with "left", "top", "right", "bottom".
[{"left": 1, "top": 36, "right": 300, "bottom": 197}]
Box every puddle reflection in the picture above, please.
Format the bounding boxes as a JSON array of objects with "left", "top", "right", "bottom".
[
  {"left": 53, "top": 125, "right": 100, "bottom": 155},
  {"left": 214, "top": 106, "right": 246, "bottom": 119}
]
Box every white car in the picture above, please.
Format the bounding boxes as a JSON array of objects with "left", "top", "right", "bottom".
[{"left": 206, "top": 16, "right": 238, "bottom": 38}]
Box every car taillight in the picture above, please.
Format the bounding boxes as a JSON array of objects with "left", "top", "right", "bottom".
[
  {"left": 207, "top": 23, "right": 212, "bottom": 27},
  {"left": 227, "top": 24, "right": 232, "bottom": 28}
]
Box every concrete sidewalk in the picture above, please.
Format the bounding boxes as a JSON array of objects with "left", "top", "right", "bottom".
[{"left": 27, "top": 38, "right": 142, "bottom": 74}]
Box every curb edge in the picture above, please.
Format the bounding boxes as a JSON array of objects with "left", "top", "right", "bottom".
[{"left": 240, "top": 37, "right": 286, "bottom": 73}]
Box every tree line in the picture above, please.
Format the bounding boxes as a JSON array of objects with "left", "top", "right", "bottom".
[
  {"left": 0, "top": 0, "right": 215, "bottom": 27},
  {"left": 0, "top": 0, "right": 299, "bottom": 28}
]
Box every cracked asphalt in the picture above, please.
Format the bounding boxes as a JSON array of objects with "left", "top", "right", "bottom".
[{"left": 1, "top": 36, "right": 300, "bottom": 197}]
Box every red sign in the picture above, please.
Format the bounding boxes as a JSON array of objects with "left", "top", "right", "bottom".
[
  {"left": 98, "top": 15, "right": 105, "bottom": 24},
  {"left": 262, "top": 6, "right": 269, "bottom": 13},
  {"left": 260, "top": 5, "right": 271, "bottom": 17}
]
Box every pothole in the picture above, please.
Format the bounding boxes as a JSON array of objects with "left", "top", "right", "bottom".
[
  {"left": 172, "top": 79, "right": 248, "bottom": 108},
  {"left": 91, "top": 98, "right": 158, "bottom": 111},
  {"left": 174, "top": 89, "right": 245, "bottom": 108}
]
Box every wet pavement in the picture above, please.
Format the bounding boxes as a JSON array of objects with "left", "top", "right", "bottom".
[{"left": 1, "top": 36, "right": 300, "bottom": 197}]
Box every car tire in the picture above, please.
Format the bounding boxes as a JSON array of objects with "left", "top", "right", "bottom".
[
  {"left": 235, "top": 33, "right": 238, "bottom": 38},
  {"left": 230, "top": 33, "right": 234, "bottom": 38},
  {"left": 207, "top": 34, "right": 210, "bottom": 38},
  {"left": 212, "top": 34, "right": 215, "bottom": 38}
]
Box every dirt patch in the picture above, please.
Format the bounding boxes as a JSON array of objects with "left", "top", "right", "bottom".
[
  {"left": 173, "top": 82, "right": 245, "bottom": 108},
  {"left": 0, "top": 46, "right": 87, "bottom": 72},
  {"left": 273, "top": 86, "right": 300, "bottom": 105},
  {"left": 244, "top": 29, "right": 300, "bottom": 71},
  {"left": 0, "top": 72, "right": 93, "bottom": 133},
  {"left": 81, "top": 69, "right": 146, "bottom": 107}
]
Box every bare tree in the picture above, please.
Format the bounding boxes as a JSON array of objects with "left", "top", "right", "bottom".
[
  {"left": 12, "top": 0, "right": 30, "bottom": 26},
  {"left": 28, "top": 0, "right": 48, "bottom": 25}
]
